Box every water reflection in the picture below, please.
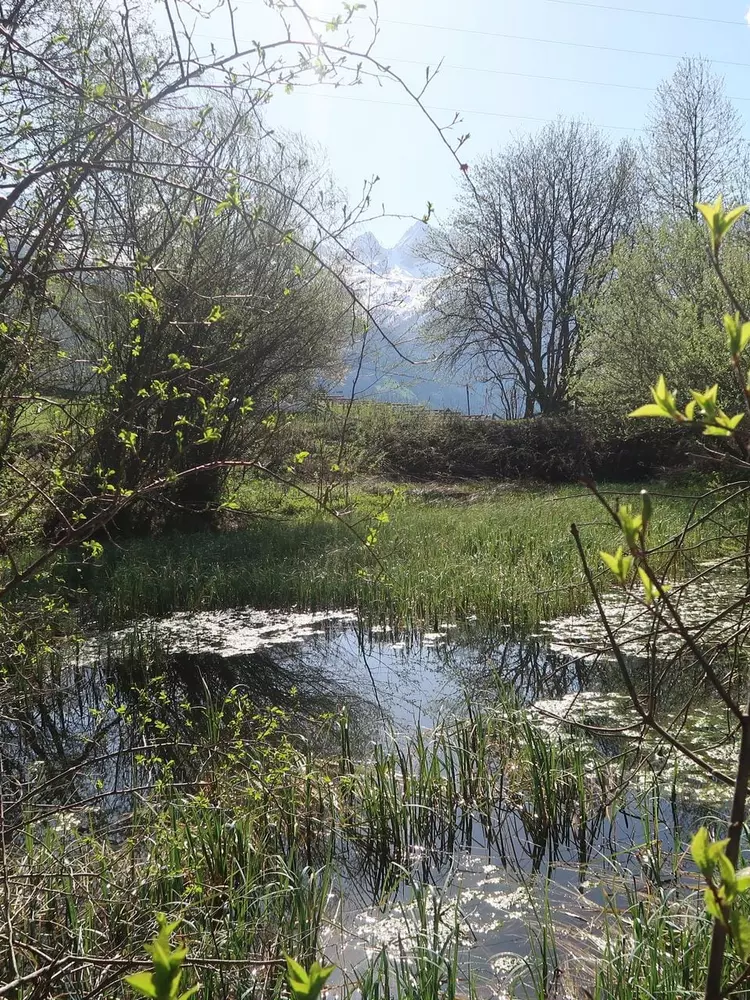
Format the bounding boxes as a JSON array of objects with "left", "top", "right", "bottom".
[
  {"left": 2, "top": 608, "right": 733, "bottom": 808},
  {"left": 0, "top": 606, "right": 731, "bottom": 996},
  {"left": 84, "top": 608, "right": 591, "bottom": 726}
]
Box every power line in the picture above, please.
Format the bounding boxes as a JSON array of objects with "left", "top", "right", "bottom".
[
  {"left": 192, "top": 30, "right": 750, "bottom": 112},
  {"left": 540, "top": 0, "right": 746, "bottom": 27},
  {"left": 211, "top": 4, "right": 750, "bottom": 69},
  {"left": 227, "top": 0, "right": 747, "bottom": 29},
  {"left": 372, "top": 16, "right": 750, "bottom": 70},
  {"left": 430, "top": 64, "right": 653, "bottom": 94},
  {"left": 286, "top": 87, "right": 645, "bottom": 133},
  {"left": 196, "top": 24, "right": 750, "bottom": 93},
  {"left": 194, "top": 23, "right": 750, "bottom": 102},
  {"left": 391, "top": 57, "right": 750, "bottom": 103}
]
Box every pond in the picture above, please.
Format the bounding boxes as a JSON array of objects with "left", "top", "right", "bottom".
[{"left": 2, "top": 602, "right": 728, "bottom": 997}]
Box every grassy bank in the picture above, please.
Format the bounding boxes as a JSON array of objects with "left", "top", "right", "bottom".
[{"left": 82, "top": 478, "right": 735, "bottom": 628}]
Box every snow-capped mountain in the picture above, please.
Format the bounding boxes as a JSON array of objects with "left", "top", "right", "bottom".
[
  {"left": 350, "top": 221, "right": 438, "bottom": 279},
  {"left": 337, "top": 223, "right": 496, "bottom": 414}
]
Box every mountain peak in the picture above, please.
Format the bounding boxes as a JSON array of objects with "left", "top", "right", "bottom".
[
  {"left": 351, "top": 221, "right": 437, "bottom": 278},
  {"left": 350, "top": 231, "right": 389, "bottom": 272},
  {"left": 392, "top": 220, "right": 429, "bottom": 251},
  {"left": 389, "top": 221, "right": 435, "bottom": 277}
]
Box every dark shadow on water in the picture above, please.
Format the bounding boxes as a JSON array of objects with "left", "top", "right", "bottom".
[{"left": 0, "top": 610, "right": 733, "bottom": 993}]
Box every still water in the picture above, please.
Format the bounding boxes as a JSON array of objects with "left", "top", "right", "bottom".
[{"left": 3, "top": 605, "right": 724, "bottom": 996}]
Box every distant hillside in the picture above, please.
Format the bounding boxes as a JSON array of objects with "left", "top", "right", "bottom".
[{"left": 336, "top": 223, "right": 498, "bottom": 415}]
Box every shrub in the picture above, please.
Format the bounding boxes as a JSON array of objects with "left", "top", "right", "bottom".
[{"left": 270, "top": 402, "right": 696, "bottom": 483}]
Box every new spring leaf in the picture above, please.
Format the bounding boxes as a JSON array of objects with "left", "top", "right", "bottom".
[
  {"left": 638, "top": 566, "right": 667, "bottom": 604},
  {"left": 600, "top": 546, "right": 633, "bottom": 585},
  {"left": 629, "top": 375, "right": 680, "bottom": 420},
  {"left": 724, "top": 313, "right": 750, "bottom": 357},
  {"left": 285, "top": 956, "right": 334, "bottom": 1000},
  {"left": 696, "top": 196, "right": 747, "bottom": 255},
  {"left": 125, "top": 915, "right": 200, "bottom": 1000}
]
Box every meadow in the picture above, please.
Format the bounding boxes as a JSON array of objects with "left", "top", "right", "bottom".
[{"left": 83, "top": 476, "right": 736, "bottom": 629}]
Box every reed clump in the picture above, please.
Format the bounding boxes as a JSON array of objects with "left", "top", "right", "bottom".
[
  {"left": 3, "top": 682, "right": 676, "bottom": 1000},
  {"left": 81, "top": 481, "right": 726, "bottom": 629}
]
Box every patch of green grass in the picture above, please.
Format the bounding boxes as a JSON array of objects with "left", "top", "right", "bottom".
[{"left": 82, "top": 479, "right": 732, "bottom": 628}]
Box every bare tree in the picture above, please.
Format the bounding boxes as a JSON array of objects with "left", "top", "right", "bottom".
[
  {"left": 644, "top": 56, "right": 745, "bottom": 221},
  {"left": 427, "top": 121, "right": 639, "bottom": 418}
]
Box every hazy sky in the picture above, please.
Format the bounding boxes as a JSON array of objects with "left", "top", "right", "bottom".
[{"left": 193, "top": 1, "right": 750, "bottom": 244}]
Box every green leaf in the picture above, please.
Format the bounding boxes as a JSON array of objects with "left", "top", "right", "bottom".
[
  {"left": 638, "top": 567, "right": 665, "bottom": 604},
  {"left": 707, "top": 838, "right": 731, "bottom": 863},
  {"left": 285, "top": 957, "right": 334, "bottom": 1000},
  {"left": 697, "top": 196, "right": 748, "bottom": 254},
  {"left": 124, "top": 915, "right": 200, "bottom": 1000},
  {"left": 204, "top": 305, "right": 224, "bottom": 324},
  {"left": 628, "top": 403, "right": 671, "bottom": 418},
  {"left": 731, "top": 912, "right": 750, "bottom": 962},
  {"left": 168, "top": 354, "right": 191, "bottom": 371},
  {"left": 196, "top": 427, "right": 222, "bottom": 445},
  {"left": 629, "top": 376, "right": 682, "bottom": 421},
  {"left": 718, "top": 851, "right": 738, "bottom": 899},
  {"left": 725, "top": 205, "right": 748, "bottom": 229},
  {"left": 703, "top": 425, "right": 733, "bottom": 437},
  {"left": 82, "top": 539, "right": 104, "bottom": 560},
  {"left": 616, "top": 504, "right": 644, "bottom": 549},
  {"left": 124, "top": 972, "right": 158, "bottom": 998},
  {"left": 691, "top": 827, "right": 711, "bottom": 871},
  {"left": 118, "top": 429, "right": 138, "bottom": 453},
  {"left": 285, "top": 956, "right": 310, "bottom": 995},
  {"left": 735, "top": 866, "right": 750, "bottom": 893},
  {"left": 696, "top": 198, "right": 720, "bottom": 228},
  {"left": 690, "top": 384, "right": 719, "bottom": 413},
  {"left": 704, "top": 886, "right": 724, "bottom": 923},
  {"left": 709, "top": 411, "right": 745, "bottom": 435},
  {"left": 600, "top": 546, "right": 633, "bottom": 585},
  {"left": 723, "top": 313, "right": 750, "bottom": 356}
]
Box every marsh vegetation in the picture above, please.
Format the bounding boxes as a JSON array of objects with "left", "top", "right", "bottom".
[
  {"left": 5, "top": 468, "right": 750, "bottom": 1000},
  {"left": 4, "top": 1, "right": 750, "bottom": 997}
]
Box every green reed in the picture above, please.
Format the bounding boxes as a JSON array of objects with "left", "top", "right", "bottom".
[
  {"left": 590, "top": 885, "right": 711, "bottom": 1000},
  {"left": 340, "top": 875, "right": 479, "bottom": 1000},
  {"left": 3, "top": 680, "right": 725, "bottom": 1000},
  {"left": 81, "top": 481, "right": 721, "bottom": 629}
]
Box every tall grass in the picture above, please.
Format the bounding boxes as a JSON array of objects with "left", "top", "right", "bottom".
[
  {"left": 4, "top": 686, "right": 682, "bottom": 999},
  {"left": 590, "top": 886, "right": 710, "bottom": 1000},
  {"left": 81, "top": 481, "right": 726, "bottom": 628},
  {"left": 340, "top": 876, "right": 480, "bottom": 1000}
]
